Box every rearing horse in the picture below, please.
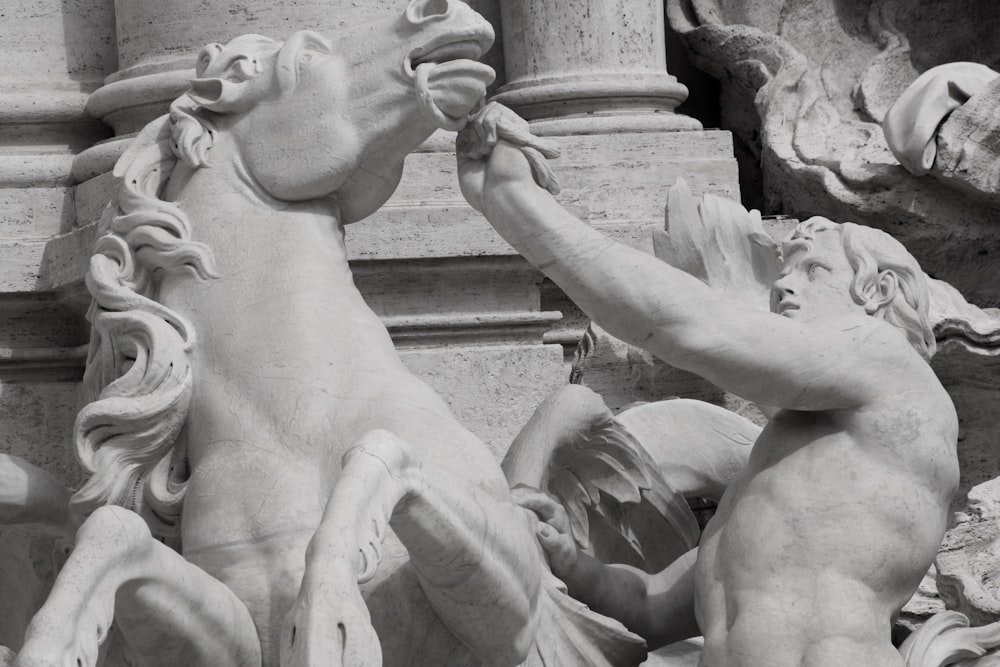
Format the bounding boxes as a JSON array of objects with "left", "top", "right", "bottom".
[{"left": 12, "top": 3, "right": 646, "bottom": 667}]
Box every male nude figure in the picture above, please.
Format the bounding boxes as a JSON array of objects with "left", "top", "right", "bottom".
[{"left": 457, "top": 103, "right": 960, "bottom": 666}]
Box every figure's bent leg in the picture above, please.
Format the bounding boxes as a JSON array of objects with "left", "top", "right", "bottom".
[
  {"left": 15, "top": 505, "right": 260, "bottom": 667},
  {"left": 282, "top": 430, "right": 542, "bottom": 667}
]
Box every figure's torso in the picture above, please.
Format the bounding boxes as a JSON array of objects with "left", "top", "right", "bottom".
[{"left": 694, "top": 380, "right": 957, "bottom": 667}]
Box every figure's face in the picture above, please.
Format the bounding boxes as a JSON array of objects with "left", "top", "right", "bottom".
[{"left": 771, "top": 229, "right": 865, "bottom": 321}]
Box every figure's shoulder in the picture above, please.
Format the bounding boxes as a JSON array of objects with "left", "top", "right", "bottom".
[
  {"left": 849, "top": 337, "right": 958, "bottom": 467},
  {"left": 826, "top": 316, "right": 953, "bottom": 422},
  {"left": 804, "top": 312, "right": 898, "bottom": 354},
  {"left": 807, "top": 314, "right": 924, "bottom": 384}
]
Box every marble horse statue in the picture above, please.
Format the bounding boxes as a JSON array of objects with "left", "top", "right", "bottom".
[{"left": 0, "top": 2, "right": 676, "bottom": 666}]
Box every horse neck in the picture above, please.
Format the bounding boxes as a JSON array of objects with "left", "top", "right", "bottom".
[
  {"left": 166, "top": 154, "right": 353, "bottom": 267},
  {"left": 162, "top": 155, "right": 393, "bottom": 348}
]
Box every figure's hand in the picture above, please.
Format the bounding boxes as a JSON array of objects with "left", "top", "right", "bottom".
[
  {"left": 510, "top": 486, "right": 579, "bottom": 579},
  {"left": 457, "top": 102, "right": 561, "bottom": 214}
]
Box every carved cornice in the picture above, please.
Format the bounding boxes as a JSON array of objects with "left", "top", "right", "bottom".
[
  {"left": 385, "top": 312, "right": 562, "bottom": 348},
  {"left": 0, "top": 90, "right": 93, "bottom": 125},
  {"left": 0, "top": 311, "right": 562, "bottom": 381},
  {"left": 0, "top": 155, "right": 76, "bottom": 189},
  {"left": 0, "top": 345, "right": 87, "bottom": 382}
]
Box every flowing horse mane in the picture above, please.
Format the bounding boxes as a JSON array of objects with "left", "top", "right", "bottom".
[{"left": 69, "top": 85, "right": 232, "bottom": 538}]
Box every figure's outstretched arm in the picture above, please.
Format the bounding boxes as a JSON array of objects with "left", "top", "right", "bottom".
[
  {"left": 457, "top": 105, "right": 916, "bottom": 412},
  {"left": 514, "top": 489, "right": 699, "bottom": 650}
]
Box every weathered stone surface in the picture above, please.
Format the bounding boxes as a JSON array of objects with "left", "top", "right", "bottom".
[
  {"left": 0, "top": 527, "right": 66, "bottom": 654},
  {"left": 0, "top": 382, "right": 81, "bottom": 487},
  {"left": 934, "top": 75, "right": 1000, "bottom": 206},
  {"left": 665, "top": 0, "right": 1000, "bottom": 306},
  {"left": 400, "top": 344, "right": 566, "bottom": 459},
  {"left": 938, "top": 477, "right": 1000, "bottom": 626}
]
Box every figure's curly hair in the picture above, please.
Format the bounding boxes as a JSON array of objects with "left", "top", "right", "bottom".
[{"left": 784, "top": 217, "right": 935, "bottom": 361}]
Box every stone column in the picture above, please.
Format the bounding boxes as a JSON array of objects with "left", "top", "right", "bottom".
[{"left": 493, "top": 0, "right": 700, "bottom": 134}]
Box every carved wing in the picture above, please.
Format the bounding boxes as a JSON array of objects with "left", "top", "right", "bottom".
[
  {"left": 506, "top": 387, "right": 759, "bottom": 573},
  {"left": 505, "top": 387, "right": 698, "bottom": 572},
  {"left": 547, "top": 413, "right": 700, "bottom": 572},
  {"left": 653, "top": 178, "right": 781, "bottom": 312},
  {"left": 616, "top": 399, "right": 758, "bottom": 503}
]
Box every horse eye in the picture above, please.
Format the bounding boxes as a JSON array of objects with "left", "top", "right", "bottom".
[
  {"left": 299, "top": 52, "right": 314, "bottom": 64},
  {"left": 224, "top": 55, "right": 258, "bottom": 82}
]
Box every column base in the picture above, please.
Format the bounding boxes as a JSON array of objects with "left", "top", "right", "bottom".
[
  {"left": 492, "top": 72, "right": 701, "bottom": 132},
  {"left": 528, "top": 112, "right": 702, "bottom": 135}
]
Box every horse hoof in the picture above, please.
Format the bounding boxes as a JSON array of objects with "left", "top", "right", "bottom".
[{"left": 281, "top": 567, "right": 382, "bottom": 667}]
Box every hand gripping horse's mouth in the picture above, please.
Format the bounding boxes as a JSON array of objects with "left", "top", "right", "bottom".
[{"left": 405, "top": 37, "right": 495, "bottom": 131}]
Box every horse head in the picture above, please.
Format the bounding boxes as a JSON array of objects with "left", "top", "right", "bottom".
[{"left": 172, "top": 0, "right": 495, "bottom": 221}]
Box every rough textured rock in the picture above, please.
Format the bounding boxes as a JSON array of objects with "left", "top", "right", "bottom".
[
  {"left": 938, "top": 477, "right": 1000, "bottom": 626},
  {"left": 934, "top": 75, "right": 1000, "bottom": 206},
  {"left": 665, "top": 0, "right": 1000, "bottom": 306}
]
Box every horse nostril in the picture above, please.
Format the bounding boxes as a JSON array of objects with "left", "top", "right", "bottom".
[
  {"left": 408, "top": 0, "right": 451, "bottom": 22},
  {"left": 424, "top": 0, "right": 449, "bottom": 16}
]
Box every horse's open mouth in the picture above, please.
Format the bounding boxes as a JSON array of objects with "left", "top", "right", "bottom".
[
  {"left": 410, "top": 40, "right": 485, "bottom": 68},
  {"left": 406, "top": 39, "right": 495, "bottom": 131}
]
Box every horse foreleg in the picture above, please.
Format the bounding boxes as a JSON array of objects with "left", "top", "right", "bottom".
[
  {"left": 14, "top": 505, "right": 260, "bottom": 667},
  {"left": 282, "top": 429, "right": 542, "bottom": 667}
]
